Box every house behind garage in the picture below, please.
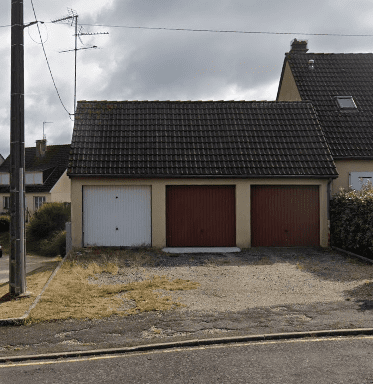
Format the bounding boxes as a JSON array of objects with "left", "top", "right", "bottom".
[
  {"left": 0, "top": 140, "right": 71, "bottom": 218},
  {"left": 277, "top": 39, "right": 373, "bottom": 193},
  {"left": 68, "top": 100, "right": 338, "bottom": 249}
]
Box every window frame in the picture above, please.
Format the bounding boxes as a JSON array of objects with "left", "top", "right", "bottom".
[
  {"left": 3, "top": 196, "right": 9, "bottom": 210},
  {"left": 335, "top": 96, "right": 357, "bottom": 110},
  {"left": 34, "top": 196, "right": 46, "bottom": 211}
]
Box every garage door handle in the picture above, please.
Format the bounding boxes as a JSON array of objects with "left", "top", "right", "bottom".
[
  {"left": 284, "top": 229, "right": 288, "bottom": 233},
  {"left": 116, "top": 227, "right": 118, "bottom": 230}
]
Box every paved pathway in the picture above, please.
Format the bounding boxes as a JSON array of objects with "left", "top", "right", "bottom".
[{"left": 0, "top": 254, "right": 59, "bottom": 284}]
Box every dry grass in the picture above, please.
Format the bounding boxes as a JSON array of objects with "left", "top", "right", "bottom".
[
  {"left": 27, "top": 249, "right": 200, "bottom": 324},
  {"left": 0, "top": 259, "right": 61, "bottom": 319}
]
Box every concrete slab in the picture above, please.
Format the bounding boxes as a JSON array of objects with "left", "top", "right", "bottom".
[{"left": 162, "top": 247, "right": 241, "bottom": 254}]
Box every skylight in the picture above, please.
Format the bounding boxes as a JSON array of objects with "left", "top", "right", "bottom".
[{"left": 336, "top": 96, "right": 357, "bottom": 109}]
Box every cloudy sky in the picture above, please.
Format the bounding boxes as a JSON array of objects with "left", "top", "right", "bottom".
[{"left": 0, "top": 0, "right": 372, "bottom": 158}]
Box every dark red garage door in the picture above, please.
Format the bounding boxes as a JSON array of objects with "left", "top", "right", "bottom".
[
  {"left": 251, "top": 185, "right": 320, "bottom": 247},
  {"left": 166, "top": 185, "right": 236, "bottom": 247}
]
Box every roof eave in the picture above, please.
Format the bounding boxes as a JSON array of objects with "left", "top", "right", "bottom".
[{"left": 67, "top": 173, "right": 338, "bottom": 179}]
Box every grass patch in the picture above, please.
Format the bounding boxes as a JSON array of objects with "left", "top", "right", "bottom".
[
  {"left": 27, "top": 249, "right": 200, "bottom": 324},
  {"left": 0, "top": 259, "right": 61, "bottom": 319}
]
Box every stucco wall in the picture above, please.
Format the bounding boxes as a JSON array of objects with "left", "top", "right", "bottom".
[
  {"left": 71, "top": 177, "right": 329, "bottom": 249},
  {"left": 332, "top": 159, "right": 373, "bottom": 195},
  {"left": 0, "top": 192, "right": 51, "bottom": 216},
  {"left": 50, "top": 170, "right": 71, "bottom": 203},
  {"left": 277, "top": 61, "right": 302, "bottom": 101}
]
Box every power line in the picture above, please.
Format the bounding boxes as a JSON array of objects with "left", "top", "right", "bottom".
[
  {"left": 74, "top": 23, "right": 373, "bottom": 37},
  {"left": 29, "top": 0, "right": 73, "bottom": 119},
  {"left": 3, "top": 21, "right": 373, "bottom": 37}
]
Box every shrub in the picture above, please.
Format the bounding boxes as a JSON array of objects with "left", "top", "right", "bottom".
[
  {"left": 330, "top": 182, "right": 373, "bottom": 258},
  {"left": 39, "top": 230, "right": 67, "bottom": 257},
  {"left": 0, "top": 215, "right": 10, "bottom": 232},
  {"left": 26, "top": 202, "right": 70, "bottom": 242}
]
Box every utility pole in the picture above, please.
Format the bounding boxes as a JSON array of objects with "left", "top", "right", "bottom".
[{"left": 10, "top": 0, "right": 26, "bottom": 296}]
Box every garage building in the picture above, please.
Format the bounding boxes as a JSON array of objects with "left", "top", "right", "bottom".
[{"left": 68, "top": 100, "right": 338, "bottom": 248}]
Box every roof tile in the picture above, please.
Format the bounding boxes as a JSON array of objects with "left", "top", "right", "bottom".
[
  {"left": 68, "top": 100, "right": 337, "bottom": 178},
  {"left": 281, "top": 52, "right": 373, "bottom": 158}
]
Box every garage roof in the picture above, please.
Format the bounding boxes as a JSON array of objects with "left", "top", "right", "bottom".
[{"left": 68, "top": 100, "right": 338, "bottom": 178}]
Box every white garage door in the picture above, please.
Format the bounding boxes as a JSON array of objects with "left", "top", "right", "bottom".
[{"left": 83, "top": 186, "right": 151, "bottom": 246}]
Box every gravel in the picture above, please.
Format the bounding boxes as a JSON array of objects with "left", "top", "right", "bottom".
[{"left": 87, "top": 248, "right": 373, "bottom": 313}]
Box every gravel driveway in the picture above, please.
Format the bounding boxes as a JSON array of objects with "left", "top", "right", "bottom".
[
  {"left": 1, "top": 247, "right": 372, "bottom": 357},
  {"left": 89, "top": 247, "right": 373, "bottom": 314}
]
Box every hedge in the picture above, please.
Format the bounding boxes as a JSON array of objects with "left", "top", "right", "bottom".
[{"left": 330, "top": 183, "right": 373, "bottom": 258}]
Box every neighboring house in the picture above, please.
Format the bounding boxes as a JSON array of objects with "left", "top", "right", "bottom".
[
  {"left": 68, "top": 100, "right": 337, "bottom": 249},
  {"left": 277, "top": 39, "right": 373, "bottom": 194},
  {"left": 0, "top": 154, "right": 4, "bottom": 166},
  {"left": 0, "top": 140, "right": 71, "bottom": 218}
]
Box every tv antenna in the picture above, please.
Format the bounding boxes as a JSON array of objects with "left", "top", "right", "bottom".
[
  {"left": 51, "top": 8, "right": 108, "bottom": 116},
  {"left": 42, "top": 122, "right": 53, "bottom": 140}
]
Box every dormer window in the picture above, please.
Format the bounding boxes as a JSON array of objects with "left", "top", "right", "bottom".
[
  {"left": 25, "top": 171, "right": 43, "bottom": 185},
  {"left": 336, "top": 96, "right": 357, "bottom": 109},
  {"left": 0, "top": 173, "right": 9, "bottom": 185}
]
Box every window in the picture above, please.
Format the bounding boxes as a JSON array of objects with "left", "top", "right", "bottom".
[
  {"left": 34, "top": 196, "right": 45, "bottom": 210},
  {"left": 3, "top": 196, "right": 9, "bottom": 210},
  {"left": 0, "top": 173, "right": 10, "bottom": 185},
  {"left": 349, "top": 172, "right": 373, "bottom": 191},
  {"left": 25, "top": 172, "right": 43, "bottom": 185},
  {"left": 336, "top": 96, "right": 357, "bottom": 109}
]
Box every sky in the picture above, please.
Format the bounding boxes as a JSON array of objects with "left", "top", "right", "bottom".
[{"left": 1, "top": 0, "right": 373, "bottom": 158}]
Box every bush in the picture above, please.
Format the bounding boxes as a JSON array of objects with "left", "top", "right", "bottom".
[
  {"left": 27, "top": 202, "right": 70, "bottom": 242},
  {"left": 39, "top": 230, "right": 66, "bottom": 257},
  {"left": 0, "top": 215, "right": 10, "bottom": 232},
  {"left": 330, "top": 182, "right": 373, "bottom": 258}
]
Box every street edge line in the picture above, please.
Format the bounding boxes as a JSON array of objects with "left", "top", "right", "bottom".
[{"left": 1, "top": 328, "right": 373, "bottom": 363}]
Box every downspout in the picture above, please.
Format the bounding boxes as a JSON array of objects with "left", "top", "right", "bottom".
[{"left": 327, "top": 178, "right": 332, "bottom": 247}]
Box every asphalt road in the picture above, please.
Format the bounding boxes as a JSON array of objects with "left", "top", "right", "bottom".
[{"left": 1, "top": 335, "right": 372, "bottom": 384}]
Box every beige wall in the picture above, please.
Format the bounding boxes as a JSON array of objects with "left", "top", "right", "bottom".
[
  {"left": 71, "top": 177, "right": 329, "bottom": 249},
  {"left": 50, "top": 170, "right": 71, "bottom": 203},
  {"left": 277, "top": 61, "right": 302, "bottom": 101},
  {"left": 0, "top": 192, "right": 51, "bottom": 216},
  {"left": 332, "top": 159, "right": 373, "bottom": 195}
]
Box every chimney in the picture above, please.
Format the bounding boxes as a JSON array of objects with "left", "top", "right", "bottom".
[
  {"left": 36, "top": 139, "right": 47, "bottom": 158},
  {"left": 290, "top": 39, "right": 309, "bottom": 52}
]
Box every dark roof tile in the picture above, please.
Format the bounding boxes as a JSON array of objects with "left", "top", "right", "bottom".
[
  {"left": 279, "top": 52, "right": 373, "bottom": 158},
  {"left": 68, "top": 100, "right": 337, "bottom": 178},
  {"left": 0, "top": 144, "right": 71, "bottom": 193}
]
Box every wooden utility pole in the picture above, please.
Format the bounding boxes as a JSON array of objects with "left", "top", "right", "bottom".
[{"left": 10, "top": 0, "right": 26, "bottom": 295}]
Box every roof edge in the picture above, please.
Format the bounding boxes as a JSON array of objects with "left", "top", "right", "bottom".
[
  {"left": 67, "top": 173, "right": 338, "bottom": 179},
  {"left": 276, "top": 54, "right": 289, "bottom": 101}
]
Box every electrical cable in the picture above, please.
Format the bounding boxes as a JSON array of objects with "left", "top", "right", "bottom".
[
  {"left": 75, "top": 23, "right": 373, "bottom": 37},
  {"left": 27, "top": 21, "right": 48, "bottom": 44},
  {"left": 2, "top": 21, "right": 373, "bottom": 37},
  {"left": 30, "top": 0, "right": 73, "bottom": 119}
]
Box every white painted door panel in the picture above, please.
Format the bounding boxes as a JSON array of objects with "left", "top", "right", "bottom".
[{"left": 83, "top": 186, "right": 151, "bottom": 246}]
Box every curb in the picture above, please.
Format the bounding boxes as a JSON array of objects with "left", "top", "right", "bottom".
[
  {"left": 0, "top": 252, "right": 70, "bottom": 326},
  {"left": 0, "top": 327, "right": 373, "bottom": 363},
  {"left": 331, "top": 246, "right": 373, "bottom": 265}
]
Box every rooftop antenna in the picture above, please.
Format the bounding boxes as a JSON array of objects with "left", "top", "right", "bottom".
[
  {"left": 51, "top": 9, "right": 108, "bottom": 116},
  {"left": 42, "top": 122, "right": 53, "bottom": 140}
]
